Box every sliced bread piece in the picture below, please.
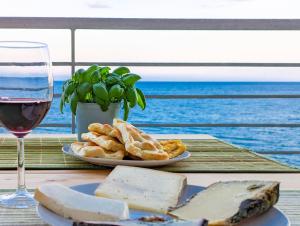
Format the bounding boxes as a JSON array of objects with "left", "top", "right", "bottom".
[
  {"left": 34, "top": 183, "right": 129, "bottom": 222},
  {"left": 95, "top": 165, "right": 187, "bottom": 214},
  {"left": 170, "top": 181, "right": 279, "bottom": 226}
]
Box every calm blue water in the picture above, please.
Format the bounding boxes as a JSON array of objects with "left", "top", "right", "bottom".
[{"left": 1, "top": 81, "right": 300, "bottom": 167}]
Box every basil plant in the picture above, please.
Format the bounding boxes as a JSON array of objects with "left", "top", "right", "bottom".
[{"left": 60, "top": 65, "right": 146, "bottom": 120}]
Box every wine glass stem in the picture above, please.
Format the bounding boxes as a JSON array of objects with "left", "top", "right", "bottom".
[{"left": 17, "top": 138, "right": 26, "bottom": 191}]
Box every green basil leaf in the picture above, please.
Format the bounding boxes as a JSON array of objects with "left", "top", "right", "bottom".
[
  {"left": 123, "top": 99, "right": 129, "bottom": 121},
  {"left": 93, "top": 83, "right": 108, "bottom": 101},
  {"left": 60, "top": 94, "right": 65, "bottom": 113},
  {"left": 109, "top": 84, "right": 124, "bottom": 102},
  {"left": 64, "top": 81, "right": 76, "bottom": 96},
  {"left": 105, "top": 74, "right": 122, "bottom": 86},
  {"left": 99, "top": 66, "right": 111, "bottom": 75},
  {"left": 122, "top": 73, "right": 141, "bottom": 86},
  {"left": 78, "top": 72, "right": 86, "bottom": 83},
  {"left": 85, "top": 64, "right": 99, "bottom": 76},
  {"left": 91, "top": 70, "right": 101, "bottom": 84},
  {"left": 73, "top": 68, "right": 85, "bottom": 81},
  {"left": 98, "top": 66, "right": 111, "bottom": 80},
  {"left": 77, "top": 82, "right": 92, "bottom": 101},
  {"left": 70, "top": 92, "right": 78, "bottom": 115},
  {"left": 62, "top": 80, "right": 69, "bottom": 92},
  {"left": 78, "top": 65, "right": 98, "bottom": 83},
  {"left": 113, "top": 66, "right": 130, "bottom": 76},
  {"left": 136, "top": 88, "right": 146, "bottom": 110},
  {"left": 95, "top": 97, "right": 109, "bottom": 111},
  {"left": 126, "top": 87, "right": 137, "bottom": 108}
]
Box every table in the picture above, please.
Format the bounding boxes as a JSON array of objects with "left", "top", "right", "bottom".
[{"left": 0, "top": 134, "right": 299, "bottom": 226}]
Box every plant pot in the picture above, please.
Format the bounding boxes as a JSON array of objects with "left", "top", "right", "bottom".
[{"left": 76, "top": 102, "right": 120, "bottom": 141}]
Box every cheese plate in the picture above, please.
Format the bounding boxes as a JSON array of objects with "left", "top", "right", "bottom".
[
  {"left": 62, "top": 144, "right": 191, "bottom": 167},
  {"left": 37, "top": 183, "right": 290, "bottom": 226}
]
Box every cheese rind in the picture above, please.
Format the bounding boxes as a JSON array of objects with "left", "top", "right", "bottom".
[
  {"left": 95, "top": 165, "right": 187, "bottom": 214},
  {"left": 170, "top": 181, "right": 279, "bottom": 226},
  {"left": 34, "top": 183, "right": 129, "bottom": 222}
]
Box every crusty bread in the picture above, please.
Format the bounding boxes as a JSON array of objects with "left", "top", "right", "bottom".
[
  {"left": 72, "top": 119, "right": 187, "bottom": 161},
  {"left": 71, "top": 142, "right": 86, "bottom": 154},
  {"left": 113, "top": 119, "right": 169, "bottom": 160},
  {"left": 71, "top": 142, "right": 124, "bottom": 159},
  {"left": 160, "top": 139, "right": 187, "bottom": 158},
  {"left": 81, "top": 132, "right": 125, "bottom": 152},
  {"left": 170, "top": 181, "right": 280, "bottom": 226},
  {"left": 88, "top": 123, "right": 123, "bottom": 142}
]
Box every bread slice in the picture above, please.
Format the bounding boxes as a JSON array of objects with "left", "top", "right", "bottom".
[
  {"left": 113, "top": 119, "right": 169, "bottom": 160},
  {"left": 34, "top": 183, "right": 129, "bottom": 222},
  {"left": 95, "top": 165, "right": 187, "bottom": 214},
  {"left": 88, "top": 123, "right": 123, "bottom": 142},
  {"left": 170, "top": 181, "right": 279, "bottom": 226},
  {"left": 160, "top": 140, "right": 187, "bottom": 158},
  {"left": 81, "top": 132, "right": 125, "bottom": 152},
  {"left": 71, "top": 141, "right": 124, "bottom": 159}
]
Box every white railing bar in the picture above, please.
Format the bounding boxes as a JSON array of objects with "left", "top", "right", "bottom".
[
  {"left": 52, "top": 62, "right": 300, "bottom": 67},
  {"left": 1, "top": 123, "right": 298, "bottom": 128},
  {"left": 0, "top": 124, "right": 70, "bottom": 128},
  {"left": 134, "top": 123, "right": 300, "bottom": 127},
  {"left": 53, "top": 94, "right": 300, "bottom": 98},
  {"left": 256, "top": 151, "right": 300, "bottom": 154},
  {"left": 1, "top": 17, "right": 300, "bottom": 30},
  {"left": 35, "top": 124, "right": 72, "bottom": 127},
  {"left": 0, "top": 87, "right": 48, "bottom": 91},
  {"left": 0, "top": 62, "right": 46, "bottom": 66},
  {"left": 144, "top": 94, "right": 300, "bottom": 99}
]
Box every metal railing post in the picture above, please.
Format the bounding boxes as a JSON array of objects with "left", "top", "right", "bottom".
[{"left": 71, "top": 28, "right": 76, "bottom": 134}]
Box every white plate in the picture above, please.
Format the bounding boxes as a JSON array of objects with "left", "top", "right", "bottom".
[
  {"left": 62, "top": 144, "right": 191, "bottom": 167},
  {"left": 37, "top": 183, "right": 290, "bottom": 226}
]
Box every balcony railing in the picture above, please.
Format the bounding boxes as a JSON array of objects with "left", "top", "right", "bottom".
[{"left": 0, "top": 17, "right": 300, "bottom": 155}]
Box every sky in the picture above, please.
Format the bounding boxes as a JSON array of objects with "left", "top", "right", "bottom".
[{"left": 1, "top": 0, "right": 300, "bottom": 81}]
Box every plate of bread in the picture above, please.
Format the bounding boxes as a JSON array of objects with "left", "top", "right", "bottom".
[
  {"left": 63, "top": 119, "right": 191, "bottom": 167},
  {"left": 35, "top": 166, "right": 289, "bottom": 226}
]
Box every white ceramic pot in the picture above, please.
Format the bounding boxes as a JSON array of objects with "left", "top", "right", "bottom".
[{"left": 76, "top": 102, "right": 120, "bottom": 141}]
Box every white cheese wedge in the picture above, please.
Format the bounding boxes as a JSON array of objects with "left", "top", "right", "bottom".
[
  {"left": 34, "top": 183, "right": 129, "bottom": 222},
  {"left": 95, "top": 165, "right": 187, "bottom": 214},
  {"left": 170, "top": 181, "right": 279, "bottom": 226}
]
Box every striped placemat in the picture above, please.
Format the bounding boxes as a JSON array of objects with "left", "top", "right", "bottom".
[
  {"left": 0, "top": 190, "right": 298, "bottom": 226},
  {"left": 0, "top": 136, "right": 298, "bottom": 172}
]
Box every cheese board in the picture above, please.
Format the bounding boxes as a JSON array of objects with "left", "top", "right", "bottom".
[
  {"left": 62, "top": 144, "right": 191, "bottom": 167},
  {"left": 37, "top": 183, "right": 290, "bottom": 226}
]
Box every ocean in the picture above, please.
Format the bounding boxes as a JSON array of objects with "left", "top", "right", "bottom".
[{"left": 1, "top": 81, "right": 300, "bottom": 167}]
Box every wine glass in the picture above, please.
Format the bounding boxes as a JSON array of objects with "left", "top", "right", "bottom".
[{"left": 0, "top": 41, "right": 53, "bottom": 208}]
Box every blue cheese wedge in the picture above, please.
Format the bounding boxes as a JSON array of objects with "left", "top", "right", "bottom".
[
  {"left": 34, "top": 183, "right": 129, "bottom": 222},
  {"left": 95, "top": 165, "right": 187, "bottom": 214},
  {"left": 170, "top": 181, "right": 279, "bottom": 226}
]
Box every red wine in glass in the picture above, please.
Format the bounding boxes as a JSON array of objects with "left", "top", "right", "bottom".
[
  {"left": 0, "top": 41, "right": 53, "bottom": 209},
  {"left": 0, "top": 98, "right": 51, "bottom": 138}
]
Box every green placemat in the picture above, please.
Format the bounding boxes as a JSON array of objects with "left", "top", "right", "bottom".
[
  {"left": 0, "top": 136, "right": 298, "bottom": 172},
  {"left": 0, "top": 190, "right": 299, "bottom": 226}
]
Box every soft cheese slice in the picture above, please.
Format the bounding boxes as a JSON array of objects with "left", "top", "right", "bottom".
[
  {"left": 95, "top": 165, "right": 187, "bottom": 214},
  {"left": 34, "top": 183, "right": 129, "bottom": 222},
  {"left": 170, "top": 181, "right": 279, "bottom": 226}
]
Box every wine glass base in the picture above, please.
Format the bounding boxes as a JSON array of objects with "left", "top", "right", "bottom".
[{"left": 0, "top": 189, "right": 36, "bottom": 208}]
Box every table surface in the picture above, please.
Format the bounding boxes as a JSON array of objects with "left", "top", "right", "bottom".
[
  {"left": 0, "top": 134, "right": 297, "bottom": 172},
  {"left": 0, "top": 134, "right": 299, "bottom": 226},
  {"left": 0, "top": 133, "right": 298, "bottom": 189}
]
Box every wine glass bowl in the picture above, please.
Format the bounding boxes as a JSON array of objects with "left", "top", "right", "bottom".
[{"left": 0, "top": 41, "right": 53, "bottom": 208}]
